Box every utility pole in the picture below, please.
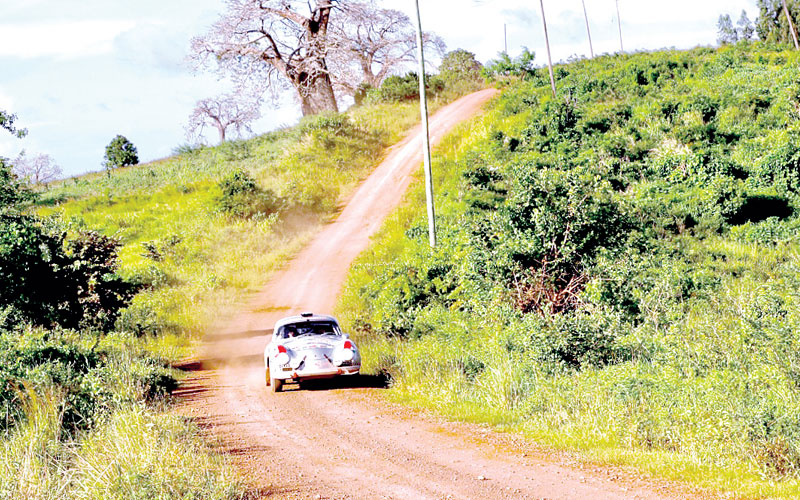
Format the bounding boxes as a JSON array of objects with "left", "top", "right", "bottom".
[
  {"left": 504, "top": 23, "right": 508, "bottom": 53},
  {"left": 581, "top": 0, "right": 594, "bottom": 58},
  {"left": 539, "top": 0, "right": 557, "bottom": 98},
  {"left": 783, "top": 0, "right": 800, "bottom": 49},
  {"left": 616, "top": 0, "right": 624, "bottom": 53},
  {"left": 413, "top": 0, "right": 437, "bottom": 248}
]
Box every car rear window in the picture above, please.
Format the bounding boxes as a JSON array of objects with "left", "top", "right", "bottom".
[{"left": 277, "top": 321, "right": 340, "bottom": 338}]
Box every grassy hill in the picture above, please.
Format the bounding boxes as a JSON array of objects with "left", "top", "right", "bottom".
[
  {"left": 1, "top": 99, "right": 428, "bottom": 498},
  {"left": 338, "top": 43, "right": 800, "bottom": 498},
  {"left": 39, "top": 104, "right": 423, "bottom": 351}
]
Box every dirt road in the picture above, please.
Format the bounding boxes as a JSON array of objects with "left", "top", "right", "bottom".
[{"left": 176, "top": 89, "right": 713, "bottom": 500}]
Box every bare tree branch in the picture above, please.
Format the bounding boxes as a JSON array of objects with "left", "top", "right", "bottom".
[
  {"left": 187, "top": 93, "right": 262, "bottom": 144},
  {"left": 326, "top": 1, "right": 445, "bottom": 96},
  {"left": 12, "top": 152, "right": 62, "bottom": 185}
]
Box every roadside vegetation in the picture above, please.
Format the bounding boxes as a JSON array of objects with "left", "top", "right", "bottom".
[
  {"left": 0, "top": 64, "right": 483, "bottom": 497},
  {"left": 338, "top": 42, "right": 800, "bottom": 498}
]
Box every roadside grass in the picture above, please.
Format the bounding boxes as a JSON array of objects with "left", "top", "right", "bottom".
[
  {"left": 337, "top": 45, "right": 800, "bottom": 499},
  {"left": 0, "top": 390, "right": 246, "bottom": 500}
]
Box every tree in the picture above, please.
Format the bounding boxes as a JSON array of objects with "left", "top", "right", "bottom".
[
  {"left": 439, "top": 49, "right": 482, "bottom": 79},
  {"left": 192, "top": 0, "right": 338, "bottom": 116},
  {"left": 327, "top": 1, "right": 445, "bottom": 96},
  {"left": 103, "top": 135, "right": 138, "bottom": 171},
  {"left": 12, "top": 152, "right": 62, "bottom": 185},
  {"left": 718, "top": 14, "right": 739, "bottom": 44},
  {"left": 187, "top": 94, "right": 261, "bottom": 144},
  {"left": 482, "top": 48, "right": 537, "bottom": 80},
  {"left": 756, "top": 0, "right": 800, "bottom": 47},
  {"left": 437, "top": 49, "right": 483, "bottom": 94},
  {"left": 738, "top": 10, "right": 756, "bottom": 40}
]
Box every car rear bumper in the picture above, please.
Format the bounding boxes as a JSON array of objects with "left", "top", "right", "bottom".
[{"left": 273, "top": 365, "right": 360, "bottom": 381}]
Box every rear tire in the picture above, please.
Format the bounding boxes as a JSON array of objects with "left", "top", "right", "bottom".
[{"left": 271, "top": 377, "right": 283, "bottom": 393}]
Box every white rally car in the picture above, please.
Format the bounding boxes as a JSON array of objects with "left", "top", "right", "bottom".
[{"left": 264, "top": 313, "right": 361, "bottom": 392}]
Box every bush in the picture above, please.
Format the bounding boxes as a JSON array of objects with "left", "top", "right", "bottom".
[
  {"left": 367, "top": 72, "right": 445, "bottom": 103},
  {"left": 0, "top": 213, "right": 137, "bottom": 332},
  {"left": 438, "top": 49, "right": 485, "bottom": 97},
  {"left": 0, "top": 158, "right": 34, "bottom": 211},
  {"left": 217, "top": 169, "right": 280, "bottom": 218}
]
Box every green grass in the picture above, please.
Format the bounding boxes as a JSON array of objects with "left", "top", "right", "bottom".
[
  {"left": 0, "top": 390, "right": 246, "bottom": 500},
  {"left": 337, "top": 44, "right": 800, "bottom": 499}
]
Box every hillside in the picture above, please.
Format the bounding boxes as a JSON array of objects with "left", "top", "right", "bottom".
[
  {"left": 39, "top": 103, "right": 424, "bottom": 344},
  {"left": 338, "top": 43, "right": 800, "bottom": 497},
  {"left": 0, "top": 98, "right": 429, "bottom": 498}
]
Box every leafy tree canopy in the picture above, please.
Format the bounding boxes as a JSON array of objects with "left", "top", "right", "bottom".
[
  {"left": 103, "top": 135, "right": 139, "bottom": 170},
  {"left": 718, "top": 14, "right": 739, "bottom": 44},
  {"left": 439, "top": 49, "right": 483, "bottom": 83}
]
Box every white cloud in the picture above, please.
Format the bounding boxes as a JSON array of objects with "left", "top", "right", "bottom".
[{"left": 0, "top": 20, "right": 136, "bottom": 59}]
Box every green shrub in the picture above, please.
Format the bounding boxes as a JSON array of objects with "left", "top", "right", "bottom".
[
  {"left": 217, "top": 169, "right": 280, "bottom": 218},
  {"left": 367, "top": 72, "right": 445, "bottom": 103},
  {"left": 0, "top": 213, "right": 136, "bottom": 332}
]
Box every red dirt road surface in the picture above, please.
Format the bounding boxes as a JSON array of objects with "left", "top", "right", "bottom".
[{"left": 176, "top": 90, "right": 718, "bottom": 500}]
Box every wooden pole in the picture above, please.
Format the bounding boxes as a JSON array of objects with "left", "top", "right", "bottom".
[
  {"left": 538, "top": 0, "right": 557, "bottom": 98},
  {"left": 581, "top": 0, "right": 594, "bottom": 58},
  {"left": 413, "top": 0, "right": 437, "bottom": 248},
  {"left": 783, "top": 0, "right": 800, "bottom": 49}
]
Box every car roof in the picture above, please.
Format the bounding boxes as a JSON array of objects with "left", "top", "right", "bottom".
[{"left": 273, "top": 313, "right": 339, "bottom": 330}]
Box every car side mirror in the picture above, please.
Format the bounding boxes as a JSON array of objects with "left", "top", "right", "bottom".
[{"left": 342, "top": 333, "right": 350, "bottom": 339}]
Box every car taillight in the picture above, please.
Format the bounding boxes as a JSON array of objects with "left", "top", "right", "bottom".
[
  {"left": 336, "top": 340, "right": 355, "bottom": 364},
  {"left": 275, "top": 344, "right": 290, "bottom": 365}
]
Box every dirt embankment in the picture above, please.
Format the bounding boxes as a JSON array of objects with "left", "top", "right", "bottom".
[{"left": 175, "top": 89, "right": 718, "bottom": 500}]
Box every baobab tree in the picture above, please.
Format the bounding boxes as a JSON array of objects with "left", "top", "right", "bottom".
[
  {"left": 327, "top": 1, "right": 445, "bottom": 96},
  {"left": 187, "top": 94, "right": 261, "bottom": 144},
  {"left": 192, "top": 0, "right": 338, "bottom": 116}
]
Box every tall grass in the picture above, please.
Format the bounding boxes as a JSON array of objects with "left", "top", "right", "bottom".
[{"left": 0, "top": 390, "right": 245, "bottom": 500}]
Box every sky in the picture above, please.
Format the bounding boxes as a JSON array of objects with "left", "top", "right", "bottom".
[{"left": 0, "top": 0, "right": 755, "bottom": 178}]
